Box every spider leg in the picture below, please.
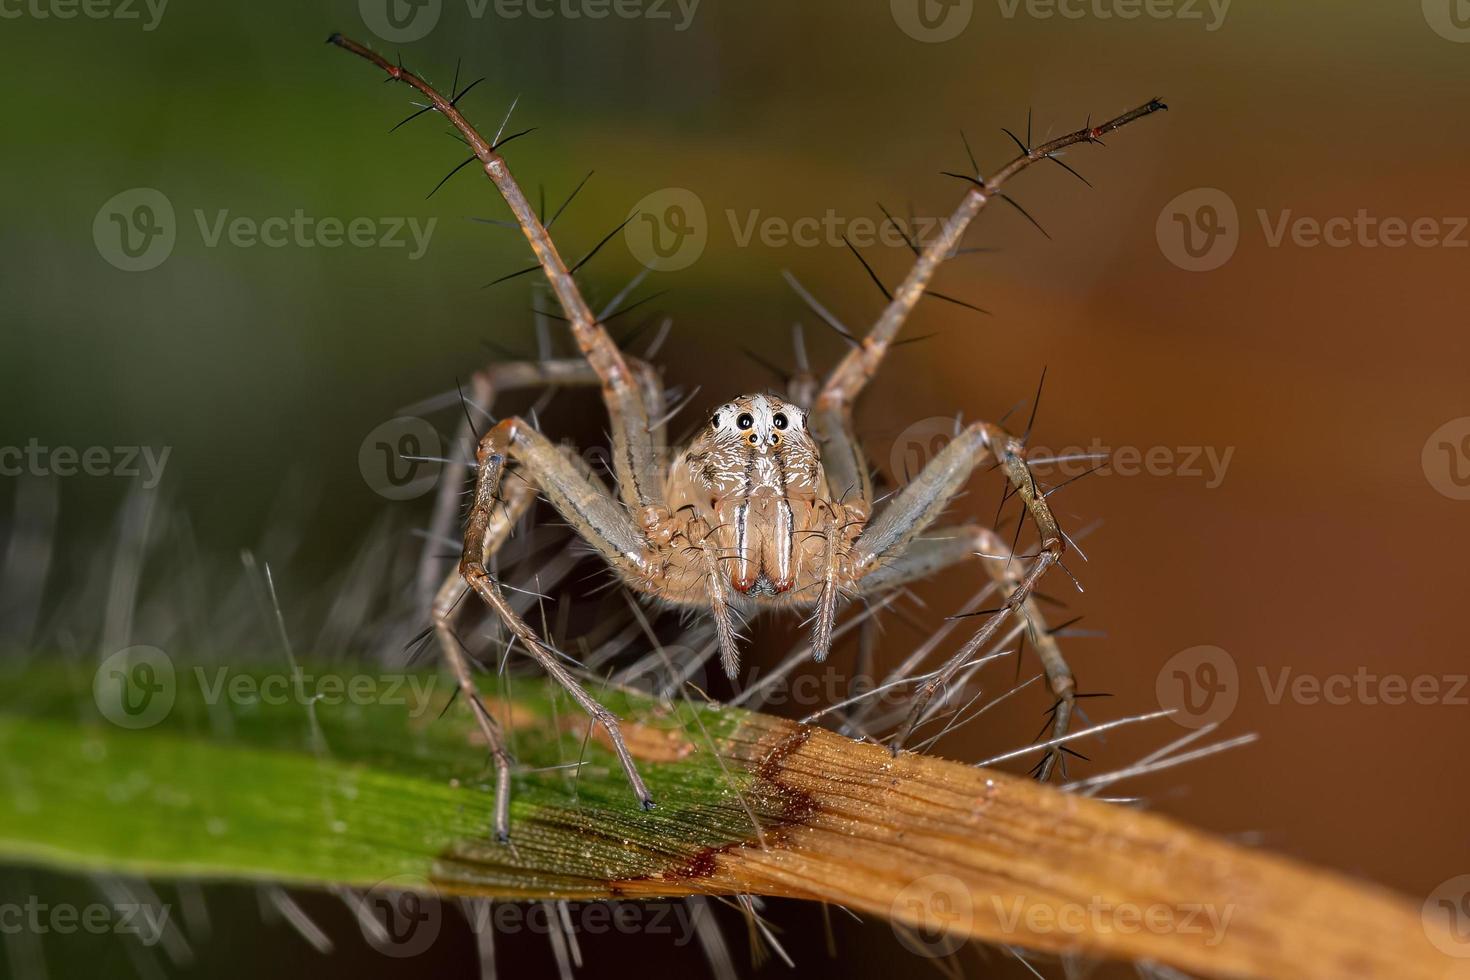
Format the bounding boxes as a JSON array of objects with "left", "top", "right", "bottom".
[
  {"left": 696, "top": 529, "right": 742, "bottom": 679},
  {"left": 419, "top": 355, "right": 663, "bottom": 607},
  {"left": 630, "top": 356, "right": 670, "bottom": 499},
  {"left": 784, "top": 323, "right": 821, "bottom": 411},
  {"left": 331, "top": 36, "right": 667, "bottom": 521},
  {"left": 856, "top": 422, "right": 1058, "bottom": 572},
  {"left": 857, "top": 523, "right": 987, "bottom": 595},
  {"left": 848, "top": 421, "right": 1064, "bottom": 755},
  {"left": 432, "top": 470, "right": 538, "bottom": 842},
  {"left": 793, "top": 97, "right": 1163, "bottom": 756},
  {"left": 801, "top": 401, "right": 872, "bottom": 669},
  {"left": 859, "top": 523, "right": 1077, "bottom": 780},
  {"left": 421, "top": 358, "right": 590, "bottom": 605},
  {"left": 810, "top": 505, "right": 843, "bottom": 664},
  {"left": 810, "top": 404, "right": 873, "bottom": 519},
  {"left": 813, "top": 98, "right": 1167, "bottom": 412},
  {"left": 456, "top": 415, "right": 658, "bottom": 837}
]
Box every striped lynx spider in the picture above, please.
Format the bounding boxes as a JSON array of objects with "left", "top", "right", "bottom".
[{"left": 331, "top": 34, "right": 1164, "bottom": 841}]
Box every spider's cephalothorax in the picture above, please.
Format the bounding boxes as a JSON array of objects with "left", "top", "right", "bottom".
[
  {"left": 331, "top": 32, "right": 1166, "bottom": 841},
  {"left": 666, "top": 395, "right": 840, "bottom": 600},
  {"left": 652, "top": 393, "right": 864, "bottom": 678}
]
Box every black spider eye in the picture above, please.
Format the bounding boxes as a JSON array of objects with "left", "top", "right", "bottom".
[
  {"left": 711, "top": 414, "right": 721, "bottom": 428},
  {"left": 736, "top": 413, "right": 754, "bottom": 430},
  {"left": 772, "top": 413, "right": 788, "bottom": 430}
]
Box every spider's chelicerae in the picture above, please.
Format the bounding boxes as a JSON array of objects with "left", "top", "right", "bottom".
[{"left": 330, "top": 34, "right": 1165, "bottom": 842}]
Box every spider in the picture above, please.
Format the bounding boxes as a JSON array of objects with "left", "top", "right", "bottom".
[{"left": 330, "top": 33, "right": 1165, "bottom": 842}]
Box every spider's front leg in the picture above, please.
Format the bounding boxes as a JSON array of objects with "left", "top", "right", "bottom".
[
  {"left": 440, "top": 415, "right": 659, "bottom": 841},
  {"left": 329, "top": 35, "right": 671, "bottom": 573},
  {"left": 800, "top": 100, "right": 1167, "bottom": 680}
]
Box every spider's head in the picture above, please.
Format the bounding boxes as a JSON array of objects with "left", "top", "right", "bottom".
[
  {"left": 705, "top": 394, "right": 812, "bottom": 456},
  {"left": 678, "top": 394, "right": 824, "bottom": 503}
]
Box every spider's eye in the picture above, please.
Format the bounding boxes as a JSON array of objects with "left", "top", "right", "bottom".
[
  {"left": 772, "top": 413, "right": 788, "bottom": 430},
  {"left": 710, "top": 414, "right": 722, "bottom": 428},
  {"left": 736, "top": 413, "right": 755, "bottom": 430}
]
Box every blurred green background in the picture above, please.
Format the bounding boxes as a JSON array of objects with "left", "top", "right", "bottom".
[{"left": 4, "top": 0, "right": 1470, "bottom": 976}]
